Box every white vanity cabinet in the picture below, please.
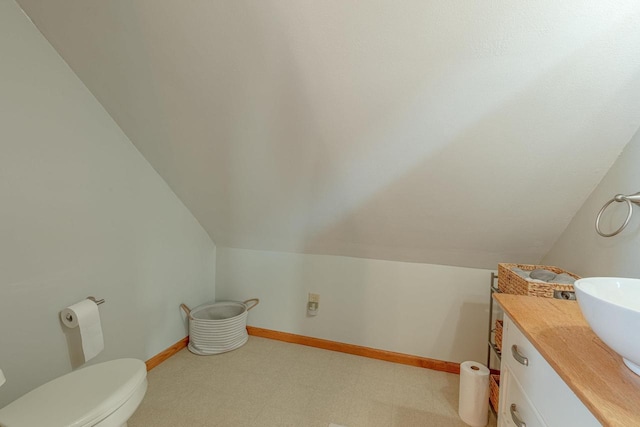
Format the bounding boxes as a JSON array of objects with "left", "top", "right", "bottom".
[{"left": 497, "top": 315, "right": 600, "bottom": 427}]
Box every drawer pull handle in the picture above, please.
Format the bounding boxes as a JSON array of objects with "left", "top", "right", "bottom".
[
  {"left": 511, "top": 345, "right": 529, "bottom": 366},
  {"left": 510, "top": 403, "right": 526, "bottom": 427}
]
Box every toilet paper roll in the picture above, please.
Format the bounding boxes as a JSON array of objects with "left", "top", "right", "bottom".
[
  {"left": 459, "top": 361, "right": 490, "bottom": 427},
  {"left": 60, "top": 299, "right": 104, "bottom": 363}
]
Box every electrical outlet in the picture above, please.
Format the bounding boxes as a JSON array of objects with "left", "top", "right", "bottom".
[{"left": 307, "top": 293, "right": 320, "bottom": 316}]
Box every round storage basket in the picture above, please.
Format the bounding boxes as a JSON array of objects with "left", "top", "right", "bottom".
[{"left": 180, "top": 299, "right": 259, "bottom": 355}]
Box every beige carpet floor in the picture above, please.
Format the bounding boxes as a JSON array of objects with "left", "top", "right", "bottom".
[{"left": 129, "top": 336, "right": 497, "bottom": 426}]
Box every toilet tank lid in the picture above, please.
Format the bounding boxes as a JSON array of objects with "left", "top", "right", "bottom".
[{"left": 0, "top": 358, "right": 146, "bottom": 427}]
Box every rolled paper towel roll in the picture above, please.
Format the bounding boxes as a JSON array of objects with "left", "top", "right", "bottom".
[
  {"left": 60, "top": 299, "right": 104, "bottom": 363},
  {"left": 554, "top": 273, "right": 576, "bottom": 284},
  {"left": 459, "top": 361, "right": 490, "bottom": 427},
  {"left": 530, "top": 269, "right": 557, "bottom": 282}
]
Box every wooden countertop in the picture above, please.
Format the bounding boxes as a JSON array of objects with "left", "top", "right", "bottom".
[{"left": 494, "top": 293, "right": 640, "bottom": 427}]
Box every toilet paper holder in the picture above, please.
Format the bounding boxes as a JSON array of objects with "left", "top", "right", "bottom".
[{"left": 64, "top": 296, "right": 105, "bottom": 322}]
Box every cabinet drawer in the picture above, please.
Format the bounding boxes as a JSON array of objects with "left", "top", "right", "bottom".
[
  {"left": 498, "top": 364, "right": 546, "bottom": 427},
  {"left": 503, "top": 315, "right": 600, "bottom": 426},
  {"left": 502, "top": 315, "right": 548, "bottom": 395}
]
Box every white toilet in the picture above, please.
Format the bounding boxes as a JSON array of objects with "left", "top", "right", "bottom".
[{"left": 0, "top": 359, "right": 147, "bottom": 427}]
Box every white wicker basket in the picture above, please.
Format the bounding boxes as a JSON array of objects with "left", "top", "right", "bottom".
[{"left": 180, "top": 299, "right": 259, "bottom": 355}]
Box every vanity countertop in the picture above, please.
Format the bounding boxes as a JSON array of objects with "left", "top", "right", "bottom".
[{"left": 494, "top": 293, "right": 640, "bottom": 427}]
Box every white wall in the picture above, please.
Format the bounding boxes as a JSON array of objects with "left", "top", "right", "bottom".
[
  {"left": 16, "top": 0, "right": 640, "bottom": 270},
  {"left": 216, "top": 247, "right": 493, "bottom": 364},
  {"left": 0, "top": 1, "right": 216, "bottom": 407},
  {"left": 543, "top": 128, "right": 640, "bottom": 277}
]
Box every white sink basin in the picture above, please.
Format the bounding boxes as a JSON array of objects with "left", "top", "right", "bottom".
[{"left": 574, "top": 277, "right": 640, "bottom": 376}]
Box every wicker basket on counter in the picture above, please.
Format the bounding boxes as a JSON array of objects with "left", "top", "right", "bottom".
[
  {"left": 489, "top": 374, "right": 500, "bottom": 412},
  {"left": 495, "top": 320, "right": 503, "bottom": 352},
  {"left": 497, "top": 263, "right": 579, "bottom": 298}
]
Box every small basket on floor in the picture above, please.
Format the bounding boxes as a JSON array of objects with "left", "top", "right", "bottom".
[
  {"left": 489, "top": 374, "right": 500, "bottom": 412},
  {"left": 498, "top": 263, "right": 579, "bottom": 298},
  {"left": 495, "top": 320, "right": 503, "bottom": 352},
  {"left": 180, "top": 298, "right": 259, "bottom": 355}
]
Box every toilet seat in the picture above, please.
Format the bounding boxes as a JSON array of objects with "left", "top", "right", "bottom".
[{"left": 0, "top": 359, "right": 146, "bottom": 427}]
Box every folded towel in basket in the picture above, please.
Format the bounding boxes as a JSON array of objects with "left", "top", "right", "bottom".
[
  {"left": 511, "top": 267, "right": 530, "bottom": 279},
  {"left": 511, "top": 267, "right": 571, "bottom": 283}
]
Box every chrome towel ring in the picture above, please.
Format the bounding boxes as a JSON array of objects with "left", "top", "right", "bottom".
[{"left": 595, "top": 192, "right": 640, "bottom": 237}]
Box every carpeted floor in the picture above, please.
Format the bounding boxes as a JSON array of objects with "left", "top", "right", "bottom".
[{"left": 129, "top": 336, "right": 497, "bottom": 427}]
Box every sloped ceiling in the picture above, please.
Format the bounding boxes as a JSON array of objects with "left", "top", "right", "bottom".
[{"left": 17, "top": 0, "right": 640, "bottom": 269}]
